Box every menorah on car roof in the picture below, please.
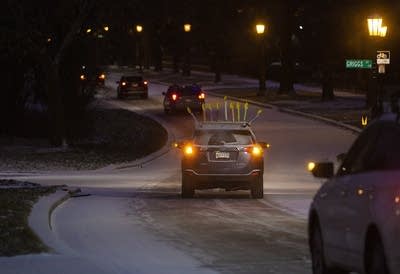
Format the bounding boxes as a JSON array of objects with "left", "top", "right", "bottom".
[{"left": 187, "top": 96, "right": 263, "bottom": 128}]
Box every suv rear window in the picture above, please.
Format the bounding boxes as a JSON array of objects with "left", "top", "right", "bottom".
[
  {"left": 181, "top": 85, "right": 201, "bottom": 96},
  {"left": 194, "top": 130, "right": 254, "bottom": 145},
  {"left": 124, "top": 76, "right": 143, "bottom": 82}
]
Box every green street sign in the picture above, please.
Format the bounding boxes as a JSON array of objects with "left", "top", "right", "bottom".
[{"left": 346, "top": 59, "right": 372, "bottom": 69}]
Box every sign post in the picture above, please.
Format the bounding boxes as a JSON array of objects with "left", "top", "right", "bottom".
[{"left": 377, "top": 50, "right": 390, "bottom": 74}]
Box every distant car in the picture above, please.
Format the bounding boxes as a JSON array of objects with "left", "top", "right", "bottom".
[
  {"left": 308, "top": 113, "right": 400, "bottom": 274},
  {"left": 176, "top": 121, "right": 268, "bottom": 198},
  {"left": 80, "top": 66, "right": 106, "bottom": 86},
  {"left": 162, "top": 84, "right": 205, "bottom": 114},
  {"left": 117, "top": 75, "right": 148, "bottom": 99}
]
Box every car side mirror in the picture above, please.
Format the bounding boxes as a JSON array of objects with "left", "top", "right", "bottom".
[
  {"left": 173, "top": 140, "right": 186, "bottom": 149},
  {"left": 162, "top": 92, "right": 166, "bottom": 95},
  {"left": 309, "top": 162, "right": 334, "bottom": 178},
  {"left": 258, "top": 142, "right": 270, "bottom": 149}
]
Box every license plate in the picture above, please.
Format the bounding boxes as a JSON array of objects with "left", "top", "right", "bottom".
[
  {"left": 132, "top": 83, "right": 138, "bottom": 87},
  {"left": 215, "top": 151, "right": 230, "bottom": 159},
  {"left": 185, "top": 98, "right": 192, "bottom": 102}
]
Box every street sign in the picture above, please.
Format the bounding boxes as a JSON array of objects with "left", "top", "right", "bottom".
[
  {"left": 345, "top": 59, "right": 372, "bottom": 69},
  {"left": 377, "top": 50, "right": 390, "bottom": 64}
]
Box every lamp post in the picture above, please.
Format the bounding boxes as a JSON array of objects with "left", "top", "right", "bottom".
[
  {"left": 182, "top": 23, "right": 192, "bottom": 76},
  {"left": 136, "top": 25, "right": 143, "bottom": 72},
  {"left": 367, "top": 17, "right": 387, "bottom": 111},
  {"left": 256, "top": 24, "right": 266, "bottom": 95}
]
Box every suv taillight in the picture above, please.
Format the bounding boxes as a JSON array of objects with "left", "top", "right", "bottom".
[
  {"left": 198, "top": 92, "right": 205, "bottom": 99},
  {"left": 171, "top": 93, "right": 178, "bottom": 101},
  {"left": 244, "top": 145, "right": 263, "bottom": 157}
]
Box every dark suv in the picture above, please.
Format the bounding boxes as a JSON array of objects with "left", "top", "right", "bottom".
[
  {"left": 117, "top": 75, "right": 148, "bottom": 99},
  {"left": 177, "top": 122, "right": 268, "bottom": 198},
  {"left": 162, "top": 84, "right": 205, "bottom": 113}
]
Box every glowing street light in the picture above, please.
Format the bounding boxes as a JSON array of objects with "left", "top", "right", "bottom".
[
  {"left": 136, "top": 25, "right": 143, "bottom": 33},
  {"left": 104, "top": 26, "right": 109, "bottom": 32},
  {"left": 367, "top": 17, "right": 387, "bottom": 37},
  {"left": 86, "top": 28, "right": 92, "bottom": 33},
  {"left": 256, "top": 24, "right": 265, "bottom": 34},
  {"left": 184, "top": 23, "right": 191, "bottom": 33}
]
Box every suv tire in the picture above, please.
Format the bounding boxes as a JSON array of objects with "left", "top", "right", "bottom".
[
  {"left": 181, "top": 174, "right": 194, "bottom": 198},
  {"left": 366, "top": 235, "right": 389, "bottom": 274},
  {"left": 310, "top": 221, "right": 348, "bottom": 274},
  {"left": 251, "top": 175, "right": 263, "bottom": 199}
]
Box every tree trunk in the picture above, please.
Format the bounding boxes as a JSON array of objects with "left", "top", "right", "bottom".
[{"left": 42, "top": 56, "right": 66, "bottom": 146}]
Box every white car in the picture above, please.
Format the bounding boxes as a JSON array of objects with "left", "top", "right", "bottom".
[{"left": 308, "top": 113, "right": 400, "bottom": 274}]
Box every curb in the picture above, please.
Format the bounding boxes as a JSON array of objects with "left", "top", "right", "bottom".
[
  {"left": 207, "top": 91, "right": 362, "bottom": 134},
  {"left": 28, "top": 187, "right": 81, "bottom": 254}
]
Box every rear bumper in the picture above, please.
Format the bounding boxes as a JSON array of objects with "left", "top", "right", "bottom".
[
  {"left": 164, "top": 100, "right": 204, "bottom": 111},
  {"left": 183, "top": 169, "right": 262, "bottom": 189},
  {"left": 119, "top": 88, "right": 147, "bottom": 96}
]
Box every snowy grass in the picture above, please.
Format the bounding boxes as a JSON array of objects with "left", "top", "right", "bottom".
[
  {"left": 0, "top": 106, "right": 168, "bottom": 171},
  {"left": 0, "top": 180, "right": 57, "bottom": 256},
  {"left": 212, "top": 87, "right": 368, "bottom": 129}
]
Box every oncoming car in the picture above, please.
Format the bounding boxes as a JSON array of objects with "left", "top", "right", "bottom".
[
  {"left": 308, "top": 113, "right": 400, "bottom": 274},
  {"left": 162, "top": 84, "right": 205, "bottom": 114},
  {"left": 176, "top": 119, "right": 269, "bottom": 199}
]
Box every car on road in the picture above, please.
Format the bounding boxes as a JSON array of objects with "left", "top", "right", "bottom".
[
  {"left": 308, "top": 113, "right": 400, "bottom": 274},
  {"left": 176, "top": 121, "right": 268, "bottom": 198},
  {"left": 162, "top": 84, "right": 205, "bottom": 114},
  {"left": 117, "top": 75, "right": 148, "bottom": 99},
  {"left": 80, "top": 66, "right": 106, "bottom": 86}
]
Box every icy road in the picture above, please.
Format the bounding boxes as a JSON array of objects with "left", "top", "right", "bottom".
[{"left": 3, "top": 77, "right": 357, "bottom": 274}]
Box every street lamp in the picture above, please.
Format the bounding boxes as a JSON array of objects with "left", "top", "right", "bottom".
[
  {"left": 136, "top": 25, "right": 143, "bottom": 72},
  {"left": 367, "top": 16, "right": 388, "bottom": 112},
  {"left": 255, "top": 24, "right": 266, "bottom": 94},
  {"left": 183, "top": 23, "right": 192, "bottom": 76},
  {"left": 104, "top": 26, "right": 109, "bottom": 32}
]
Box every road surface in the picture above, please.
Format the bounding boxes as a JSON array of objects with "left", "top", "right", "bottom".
[{"left": 4, "top": 73, "right": 357, "bottom": 274}]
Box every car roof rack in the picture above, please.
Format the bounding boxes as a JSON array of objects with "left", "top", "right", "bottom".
[{"left": 187, "top": 96, "right": 263, "bottom": 128}]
